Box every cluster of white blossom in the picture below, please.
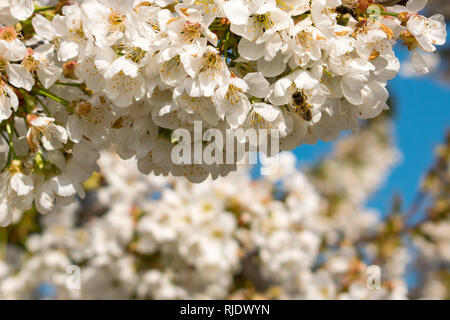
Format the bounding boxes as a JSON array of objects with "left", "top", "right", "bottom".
[
  {"left": 3, "top": 119, "right": 447, "bottom": 300},
  {"left": 401, "top": 0, "right": 450, "bottom": 80},
  {"left": 0, "top": 0, "right": 447, "bottom": 222}
]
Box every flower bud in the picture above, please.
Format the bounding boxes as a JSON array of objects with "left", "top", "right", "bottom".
[
  {"left": 397, "top": 12, "right": 412, "bottom": 26},
  {"left": 63, "top": 61, "right": 78, "bottom": 79}
]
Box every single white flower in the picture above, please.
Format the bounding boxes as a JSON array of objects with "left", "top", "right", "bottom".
[
  {"left": 0, "top": 80, "right": 18, "bottom": 121},
  {"left": 407, "top": 14, "right": 446, "bottom": 53},
  {"left": 213, "top": 75, "right": 251, "bottom": 129},
  {"left": 26, "top": 116, "right": 68, "bottom": 153}
]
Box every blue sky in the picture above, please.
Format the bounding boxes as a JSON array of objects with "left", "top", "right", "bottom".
[{"left": 294, "top": 47, "right": 450, "bottom": 215}]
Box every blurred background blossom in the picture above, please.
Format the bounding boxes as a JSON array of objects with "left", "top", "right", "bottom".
[
  {"left": 0, "top": 0, "right": 449, "bottom": 300},
  {"left": 0, "top": 115, "right": 448, "bottom": 299}
]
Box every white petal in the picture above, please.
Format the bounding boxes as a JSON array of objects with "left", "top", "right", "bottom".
[
  {"left": 293, "top": 70, "right": 319, "bottom": 90},
  {"left": 121, "top": 59, "right": 139, "bottom": 78},
  {"left": 66, "top": 116, "right": 83, "bottom": 143},
  {"left": 238, "top": 38, "right": 264, "bottom": 61},
  {"left": 10, "top": 173, "right": 33, "bottom": 196},
  {"left": 244, "top": 72, "right": 270, "bottom": 98},
  {"left": 35, "top": 182, "right": 54, "bottom": 214},
  {"left": 273, "top": 78, "right": 292, "bottom": 97},
  {"left": 58, "top": 41, "right": 78, "bottom": 61},
  {"left": 72, "top": 143, "right": 100, "bottom": 165},
  {"left": 6, "top": 64, "right": 34, "bottom": 91},
  {"left": 32, "top": 14, "right": 57, "bottom": 40},
  {"left": 0, "top": 200, "right": 12, "bottom": 227},
  {"left": 341, "top": 81, "right": 363, "bottom": 105},
  {"left": 10, "top": 0, "right": 34, "bottom": 21},
  {"left": 54, "top": 125, "right": 68, "bottom": 144},
  {"left": 223, "top": 0, "right": 249, "bottom": 25},
  {"left": 257, "top": 54, "right": 286, "bottom": 77},
  {"left": 51, "top": 175, "right": 77, "bottom": 198},
  {"left": 37, "top": 65, "right": 62, "bottom": 89},
  {"left": 406, "top": 0, "right": 427, "bottom": 12},
  {"left": 104, "top": 56, "right": 127, "bottom": 79},
  {"left": 51, "top": 15, "right": 69, "bottom": 37},
  {"left": 0, "top": 39, "right": 27, "bottom": 61},
  {"left": 253, "top": 103, "right": 281, "bottom": 122}
]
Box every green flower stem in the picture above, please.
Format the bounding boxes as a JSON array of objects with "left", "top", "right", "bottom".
[
  {"left": 0, "top": 131, "right": 8, "bottom": 148},
  {"left": 5, "top": 122, "right": 16, "bottom": 169},
  {"left": 33, "top": 88, "right": 70, "bottom": 107},
  {"left": 293, "top": 13, "right": 310, "bottom": 22},
  {"left": 380, "top": 11, "right": 399, "bottom": 17},
  {"left": 223, "top": 29, "right": 231, "bottom": 63},
  {"left": 55, "top": 82, "right": 83, "bottom": 88},
  {"left": 19, "top": 89, "right": 36, "bottom": 114},
  {"left": 34, "top": 95, "right": 52, "bottom": 116},
  {"left": 34, "top": 152, "right": 45, "bottom": 170},
  {"left": 34, "top": 6, "right": 55, "bottom": 13}
]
